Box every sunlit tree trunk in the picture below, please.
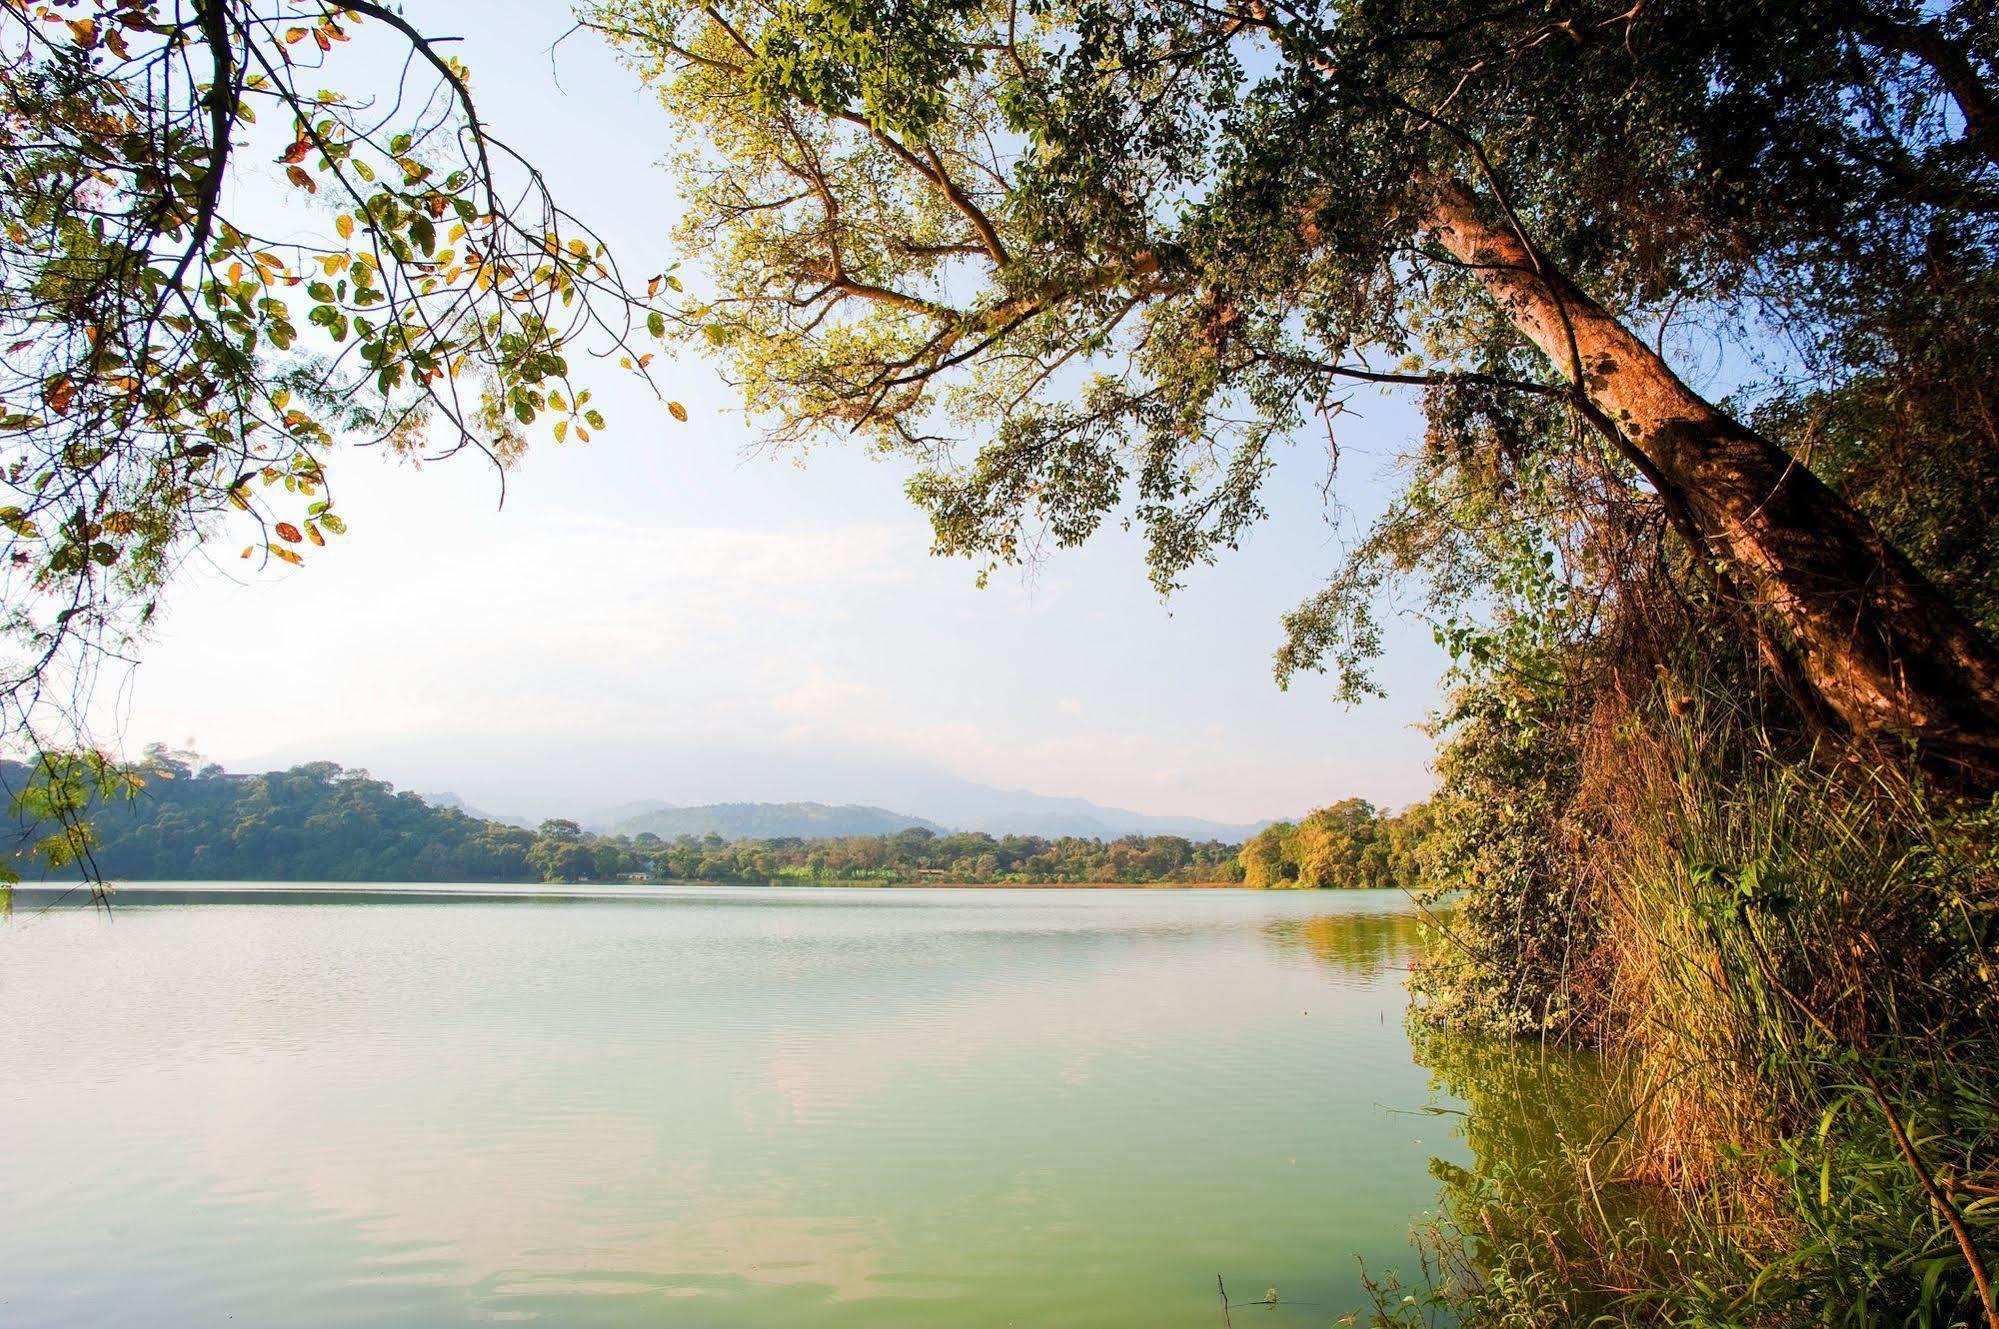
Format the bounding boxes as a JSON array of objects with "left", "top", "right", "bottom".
[{"left": 1423, "top": 177, "right": 1999, "bottom": 780}]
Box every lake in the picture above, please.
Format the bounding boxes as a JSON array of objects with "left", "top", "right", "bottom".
[{"left": 0, "top": 885, "right": 1466, "bottom": 1327}]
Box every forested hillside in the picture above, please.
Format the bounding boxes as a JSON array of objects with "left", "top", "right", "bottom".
[
  {"left": 14, "top": 752, "right": 578, "bottom": 883},
  {"left": 3, "top": 749, "right": 1415, "bottom": 888}
]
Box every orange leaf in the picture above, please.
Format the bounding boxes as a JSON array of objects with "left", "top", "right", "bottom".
[
  {"left": 274, "top": 522, "right": 303, "bottom": 544},
  {"left": 285, "top": 165, "right": 316, "bottom": 193},
  {"left": 668, "top": 401, "right": 688, "bottom": 422}
]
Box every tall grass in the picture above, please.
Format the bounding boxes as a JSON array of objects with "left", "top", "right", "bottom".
[{"left": 1404, "top": 669, "right": 1999, "bottom": 1327}]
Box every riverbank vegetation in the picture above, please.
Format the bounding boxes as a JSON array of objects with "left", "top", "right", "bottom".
[{"left": 1400, "top": 651, "right": 1999, "bottom": 1327}]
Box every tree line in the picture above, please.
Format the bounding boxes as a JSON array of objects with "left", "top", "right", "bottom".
[
  {"left": 1237, "top": 799, "right": 1434, "bottom": 891},
  {"left": 3, "top": 748, "right": 1423, "bottom": 889}
]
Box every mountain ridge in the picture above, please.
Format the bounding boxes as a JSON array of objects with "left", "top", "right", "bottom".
[
  {"left": 599, "top": 801, "right": 946, "bottom": 840},
  {"left": 583, "top": 796, "right": 1265, "bottom": 842}
]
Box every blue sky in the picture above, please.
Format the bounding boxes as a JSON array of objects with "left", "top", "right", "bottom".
[{"left": 94, "top": 0, "right": 1448, "bottom": 825}]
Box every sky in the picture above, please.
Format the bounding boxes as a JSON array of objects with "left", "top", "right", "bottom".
[{"left": 91, "top": 0, "right": 1450, "bottom": 826}]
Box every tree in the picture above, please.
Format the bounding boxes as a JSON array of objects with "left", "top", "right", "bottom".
[
  {"left": 1238, "top": 801, "right": 1424, "bottom": 889},
  {"left": 1, "top": 0, "right": 673, "bottom": 753},
  {"left": 538, "top": 840, "right": 598, "bottom": 883},
  {"left": 592, "top": 0, "right": 1999, "bottom": 779},
  {"left": 1293, "top": 798, "right": 1379, "bottom": 888},
  {"left": 1240, "top": 821, "right": 1298, "bottom": 889}
]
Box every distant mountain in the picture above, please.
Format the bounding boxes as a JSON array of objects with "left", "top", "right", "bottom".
[
  {"left": 240, "top": 733, "right": 1279, "bottom": 842},
  {"left": 900, "top": 782, "right": 1268, "bottom": 841},
  {"left": 596, "top": 792, "right": 1262, "bottom": 842},
  {"left": 604, "top": 801, "right": 944, "bottom": 840},
  {"left": 428, "top": 791, "right": 536, "bottom": 830}
]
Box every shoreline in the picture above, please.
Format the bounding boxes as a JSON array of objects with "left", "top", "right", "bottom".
[{"left": 4, "top": 879, "right": 1366, "bottom": 908}]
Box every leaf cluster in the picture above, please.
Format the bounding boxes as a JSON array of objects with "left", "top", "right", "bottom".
[{"left": 1, "top": 0, "right": 674, "bottom": 742}]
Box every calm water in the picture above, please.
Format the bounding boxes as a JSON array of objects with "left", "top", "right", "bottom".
[{"left": 0, "top": 886, "right": 1465, "bottom": 1327}]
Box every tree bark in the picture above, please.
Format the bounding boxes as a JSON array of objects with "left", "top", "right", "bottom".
[{"left": 1421, "top": 176, "right": 1999, "bottom": 781}]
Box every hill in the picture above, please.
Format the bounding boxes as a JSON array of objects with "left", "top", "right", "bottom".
[{"left": 602, "top": 801, "right": 944, "bottom": 840}]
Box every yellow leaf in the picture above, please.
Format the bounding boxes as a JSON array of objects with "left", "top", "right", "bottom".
[
  {"left": 335, "top": 214, "right": 354, "bottom": 241},
  {"left": 668, "top": 401, "right": 688, "bottom": 422}
]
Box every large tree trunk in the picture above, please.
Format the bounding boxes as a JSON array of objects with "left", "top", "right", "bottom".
[{"left": 1422, "top": 176, "right": 1999, "bottom": 781}]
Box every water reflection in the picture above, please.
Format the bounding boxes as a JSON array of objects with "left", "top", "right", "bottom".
[
  {"left": 1403, "top": 1021, "right": 1704, "bottom": 1320},
  {"left": 1415, "top": 1026, "right": 1622, "bottom": 1177},
  {"left": 1264, "top": 907, "right": 1425, "bottom": 980}
]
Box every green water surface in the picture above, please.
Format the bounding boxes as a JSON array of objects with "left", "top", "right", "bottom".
[{"left": 0, "top": 886, "right": 1467, "bottom": 1327}]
